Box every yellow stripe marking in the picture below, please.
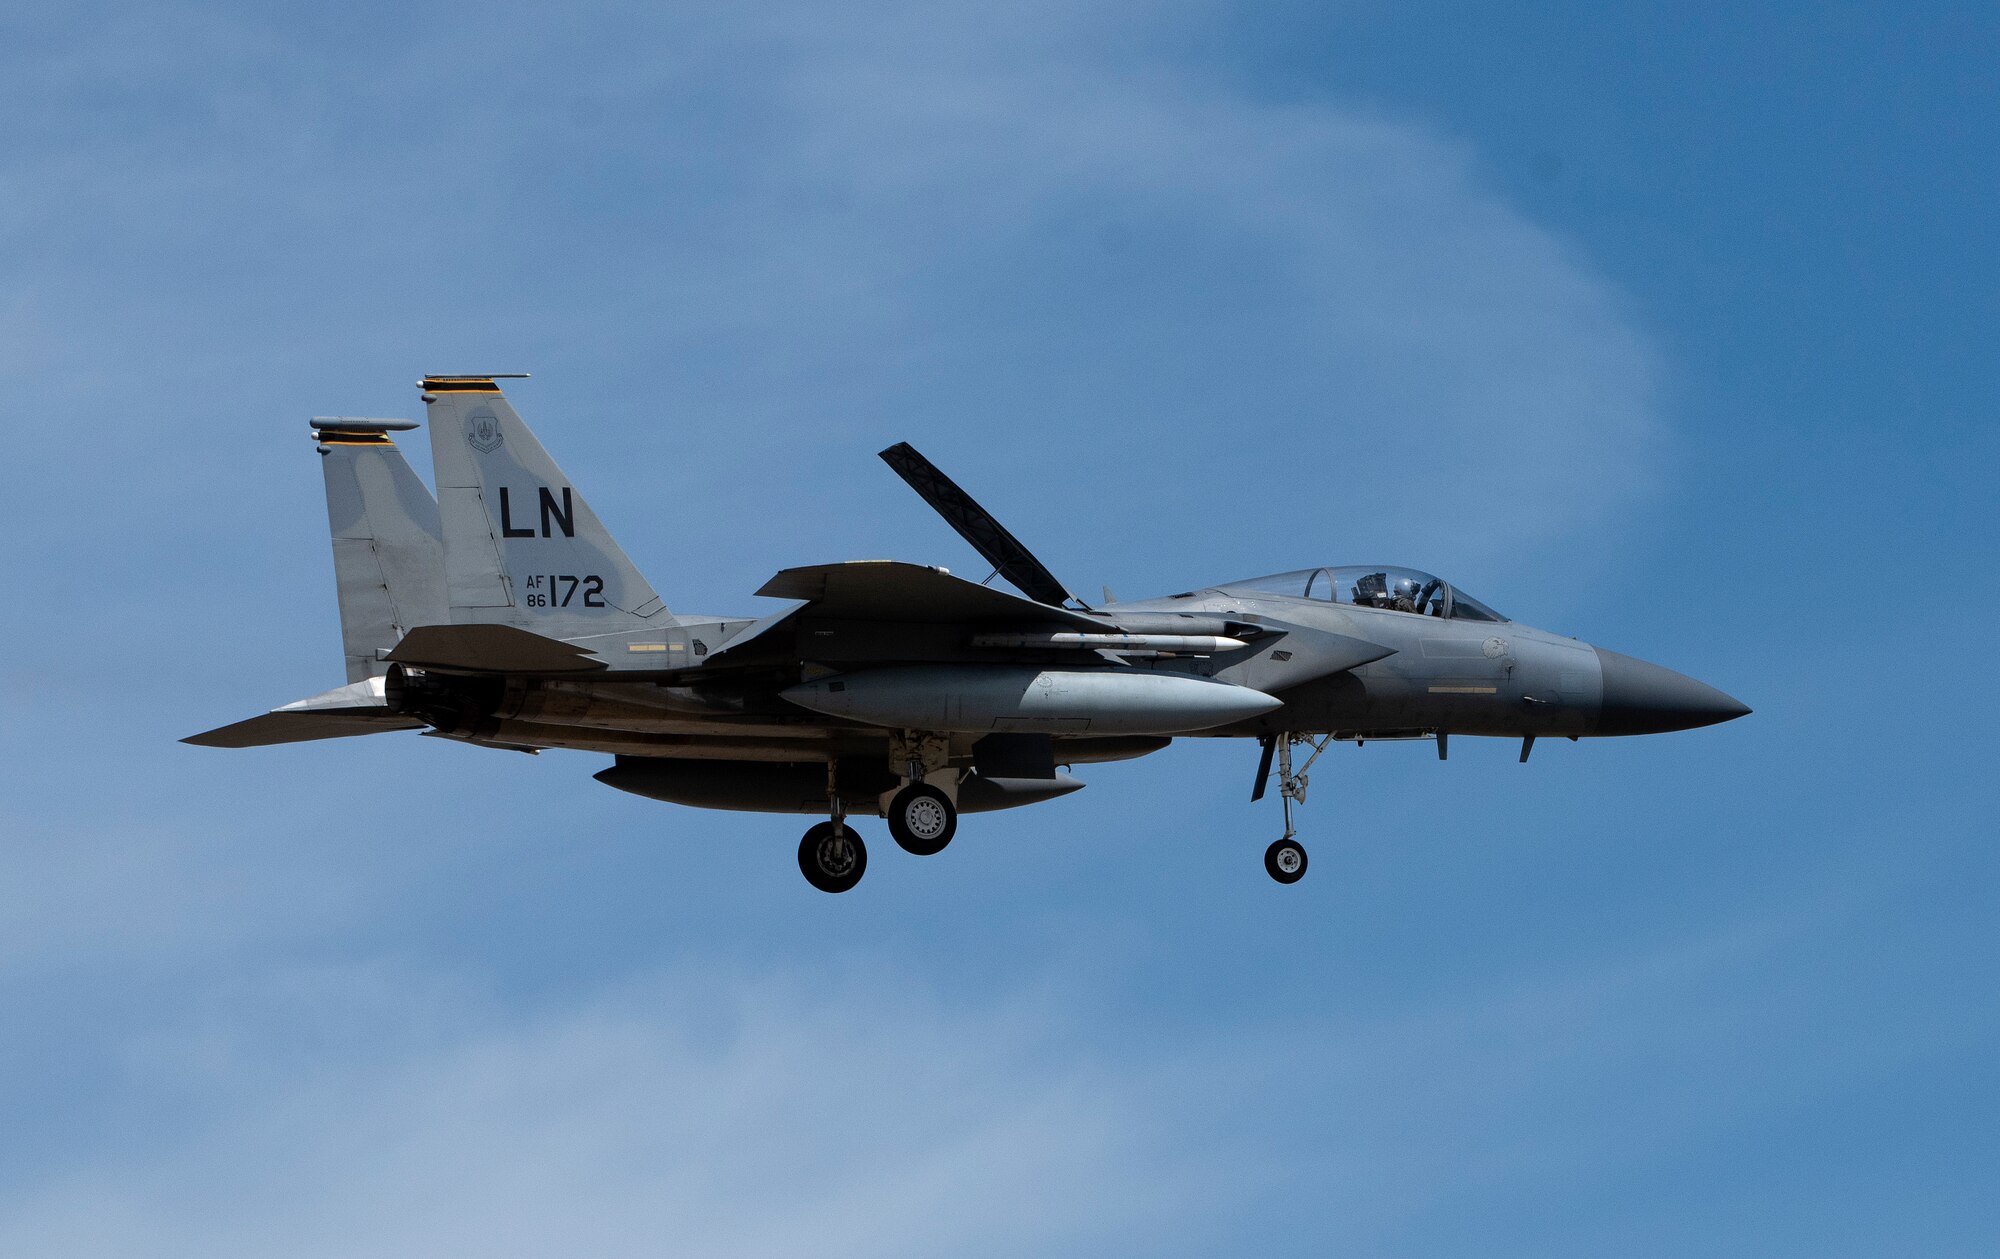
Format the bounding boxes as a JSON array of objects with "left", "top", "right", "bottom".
[
  {"left": 626, "top": 644, "right": 669, "bottom": 652},
  {"left": 1429, "top": 685, "right": 1497, "bottom": 694}
]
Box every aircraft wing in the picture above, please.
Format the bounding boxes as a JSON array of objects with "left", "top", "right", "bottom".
[
  {"left": 754, "top": 561, "right": 1105, "bottom": 627},
  {"left": 701, "top": 561, "right": 1107, "bottom": 670}
]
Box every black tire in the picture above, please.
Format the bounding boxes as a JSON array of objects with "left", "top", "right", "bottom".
[
  {"left": 799, "top": 822, "right": 868, "bottom": 893},
  {"left": 886, "top": 783, "right": 957, "bottom": 856},
  {"left": 1264, "top": 838, "right": 1308, "bottom": 884}
]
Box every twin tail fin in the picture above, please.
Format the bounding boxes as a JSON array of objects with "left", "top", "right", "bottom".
[
  {"left": 316, "top": 418, "right": 446, "bottom": 682},
  {"left": 420, "top": 376, "right": 667, "bottom": 637}
]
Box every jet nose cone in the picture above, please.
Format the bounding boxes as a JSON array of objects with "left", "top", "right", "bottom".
[{"left": 1594, "top": 648, "right": 1751, "bottom": 736}]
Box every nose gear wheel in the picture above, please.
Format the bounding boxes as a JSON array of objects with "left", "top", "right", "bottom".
[
  {"left": 1256, "top": 733, "right": 1332, "bottom": 884},
  {"left": 1265, "top": 838, "right": 1307, "bottom": 884}
]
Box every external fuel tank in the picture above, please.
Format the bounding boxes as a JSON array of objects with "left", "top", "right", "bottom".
[{"left": 781, "top": 665, "right": 1280, "bottom": 735}]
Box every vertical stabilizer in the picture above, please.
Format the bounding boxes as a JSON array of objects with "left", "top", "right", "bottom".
[
  {"left": 315, "top": 419, "right": 447, "bottom": 682},
  {"left": 420, "top": 376, "right": 667, "bottom": 637}
]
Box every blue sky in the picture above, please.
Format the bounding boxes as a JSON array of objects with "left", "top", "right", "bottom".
[{"left": 2, "top": 2, "right": 1994, "bottom": 1254}]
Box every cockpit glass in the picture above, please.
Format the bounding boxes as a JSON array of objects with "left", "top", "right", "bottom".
[
  {"left": 1216, "top": 565, "right": 1507, "bottom": 621},
  {"left": 1219, "top": 570, "right": 1319, "bottom": 598},
  {"left": 1446, "top": 590, "right": 1507, "bottom": 622},
  {"left": 1318, "top": 566, "right": 1445, "bottom": 615}
]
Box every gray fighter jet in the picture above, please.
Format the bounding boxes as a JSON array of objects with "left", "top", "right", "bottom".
[{"left": 186, "top": 376, "right": 1750, "bottom": 891}]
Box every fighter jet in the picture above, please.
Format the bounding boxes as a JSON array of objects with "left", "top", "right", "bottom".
[{"left": 186, "top": 376, "right": 1750, "bottom": 892}]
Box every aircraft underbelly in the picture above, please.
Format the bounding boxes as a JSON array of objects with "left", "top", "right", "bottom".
[
  {"left": 500, "top": 681, "right": 764, "bottom": 731},
  {"left": 451, "top": 714, "right": 1171, "bottom": 769},
  {"left": 467, "top": 718, "right": 845, "bottom": 759}
]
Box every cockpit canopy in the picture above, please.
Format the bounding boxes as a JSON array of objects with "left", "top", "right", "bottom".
[{"left": 1216, "top": 566, "right": 1507, "bottom": 622}]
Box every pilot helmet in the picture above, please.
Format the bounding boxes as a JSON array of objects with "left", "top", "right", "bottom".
[{"left": 1392, "top": 576, "right": 1424, "bottom": 601}]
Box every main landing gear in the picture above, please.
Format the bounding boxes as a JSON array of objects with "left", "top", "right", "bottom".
[
  {"left": 800, "top": 759, "right": 870, "bottom": 895},
  {"left": 798, "top": 820, "right": 867, "bottom": 894},
  {"left": 799, "top": 740, "right": 960, "bottom": 892},
  {"left": 884, "top": 731, "right": 958, "bottom": 858},
  {"left": 887, "top": 782, "right": 956, "bottom": 856},
  {"left": 1252, "top": 732, "right": 1333, "bottom": 885}
]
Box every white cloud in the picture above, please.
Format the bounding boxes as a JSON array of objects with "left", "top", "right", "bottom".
[
  {"left": 0, "top": 914, "right": 1862, "bottom": 1258},
  {"left": 2, "top": 0, "right": 1666, "bottom": 610},
  {"left": 0, "top": 967, "right": 1249, "bottom": 1258},
  {"left": 536, "top": 0, "right": 1669, "bottom": 586}
]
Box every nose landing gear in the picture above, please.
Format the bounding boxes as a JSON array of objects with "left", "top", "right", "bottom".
[
  {"left": 1265, "top": 838, "right": 1307, "bottom": 884},
  {"left": 1253, "top": 733, "right": 1332, "bottom": 884}
]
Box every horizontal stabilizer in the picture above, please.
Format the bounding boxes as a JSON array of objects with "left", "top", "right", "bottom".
[
  {"left": 182, "top": 710, "right": 424, "bottom": 748},
  {"left": 182, "top": 678, "right": 423, "bottom": 748},
  {"left": 387, "top": 623, "right": 607, "bottom": 674}
]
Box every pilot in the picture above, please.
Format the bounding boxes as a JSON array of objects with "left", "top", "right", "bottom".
[{"left": 1389, "top": 576, "right": 1424, "bottom": 613}]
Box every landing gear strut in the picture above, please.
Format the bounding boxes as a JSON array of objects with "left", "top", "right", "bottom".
[
  {"left": 800, "top": 763, "right": 868, "bottom": 893},
  {"left": 886, "top": 730, "right": 958, "bottom": 857},
  {"left": 1255, "top": 733, "right": 1332, "bottom": 884}
]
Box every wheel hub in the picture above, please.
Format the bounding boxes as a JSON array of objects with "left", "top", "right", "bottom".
[
  {"left": 904, "top": 797, "right": 948, "bottom": 838},
  {"left": 815, "top": 836, "right": 857, "bottom": 876}
]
